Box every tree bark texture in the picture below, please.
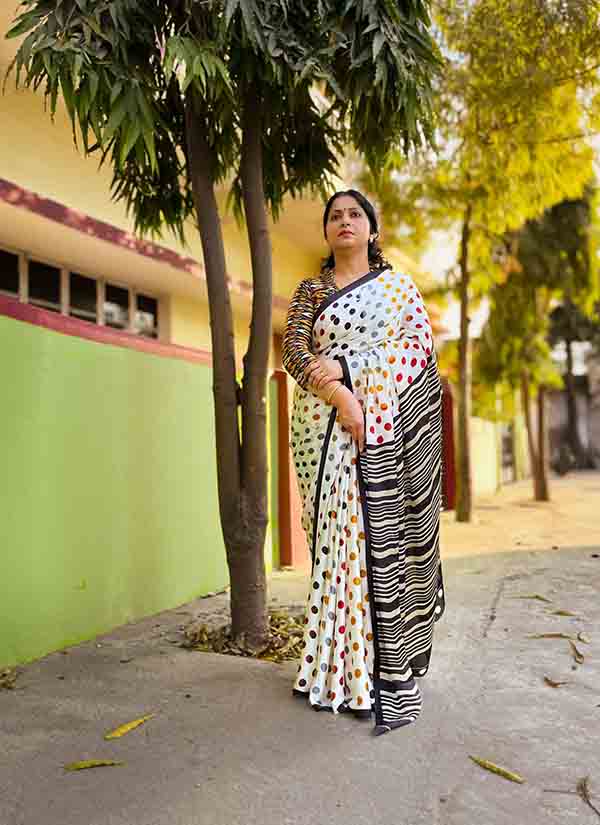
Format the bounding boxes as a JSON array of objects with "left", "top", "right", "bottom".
[
  {"left": 184, "top": 91, "right": 269, "bottom": 650},
  {"left": 520, "top": 372, "right": 550, "bottom": 501},
  {"left": 456, "top": 204, "right": 473, "bottom": 522},
  {"left": 536, "top": 385, "right": 550, "bottom": 501},
  {"left": 185, "top": 94, "right": 241, "bottom": 528},
  {"left": 230, "top": 84, "right": 273, "bottom": 647}
]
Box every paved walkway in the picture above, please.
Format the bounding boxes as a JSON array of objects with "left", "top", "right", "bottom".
[{"left": 1, "top": 473, "right": 599, "bottom": 825}]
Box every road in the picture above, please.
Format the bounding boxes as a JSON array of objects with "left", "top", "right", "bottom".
[{"left": 2, "top": 538, "right": 599, "bottom": 825}]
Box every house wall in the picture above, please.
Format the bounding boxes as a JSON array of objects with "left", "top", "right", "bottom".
[
  {"left": 587, "top": 356, "right": 600, "bottom": 460},
  {"left": 0, "top": 311, "right": 279, "bottom": 668},
  {"left": 470, "top": 417, "right": 502, "bottom": 497}
]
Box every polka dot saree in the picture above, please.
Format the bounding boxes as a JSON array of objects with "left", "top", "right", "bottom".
[{"left": 290, "top": 267, "right": 446, "bottom": 734}]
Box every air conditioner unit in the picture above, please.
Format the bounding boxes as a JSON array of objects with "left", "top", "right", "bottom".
[{"left": 105, "top": 302, "right": 128, "bottom": 324}]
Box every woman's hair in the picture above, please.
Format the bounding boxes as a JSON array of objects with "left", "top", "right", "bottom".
[{"left": 321, "top": 189, "right": 389, "bottom": 274}]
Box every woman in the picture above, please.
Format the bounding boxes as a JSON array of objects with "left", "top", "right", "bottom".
[{"left": 282, "top": 190, "right": 445, "bottom": 736}]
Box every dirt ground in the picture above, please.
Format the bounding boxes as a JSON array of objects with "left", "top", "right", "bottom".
[
  {"left": 2, "top": 474, "right": 599, "bottom": 825},
  {"left": 440, "top": 470, "right": 600, "bottom": 559},
  {"left": 187, "top": 470, "right": 600, "bottom": 622}
]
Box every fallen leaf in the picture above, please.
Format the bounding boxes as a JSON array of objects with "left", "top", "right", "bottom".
[
  {"left": 104, "top": 714, "right": 155, "bottom": 740},
  {"left": 550, "top": 609, "right": 577, "bottom": 617},
  {"left": 527, "top": 633, "right": 574, "bottom": 640},
  {"left": 577, "top": 776, "right": 600, "bottom": 819},
  {"left": 182, "top": 612, "right": 305, "bottom": 662},
  {"left": 544, "top": 676, "right": 569, "bottom": 688},
  {"left": 469, "top": 756, "right": 525, "bottom": 784},
  {"left": 577, "top": 632, "right": 590, "bottom": 644},
  {"left": 543, "top": 788, "right": 579, "bottom": 795},
  {"left": 64, "top": 760, "right": 124, "bottom": 771},
  {"left": 512, "top": 594, "right": 552, "bottom": 603},
  {"left": 0, "top": 668, "right": 17, "bottom": 690},
  {"left": 569, "top": 641, "right": 585, "bottom": 665}
]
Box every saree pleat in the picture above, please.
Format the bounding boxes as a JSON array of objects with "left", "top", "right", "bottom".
[{"left": 291, "top": 267, "right": 445, "bottom": 731}]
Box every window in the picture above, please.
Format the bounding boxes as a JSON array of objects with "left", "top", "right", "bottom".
[
  {"left": 135, "top": 294, "right": 158, "bottom": 338},
  {"left": 29, "top": 260, "right": 61, "bottom": 312},
  {"left": 0, "top": 251, "right": 160, "bottom": 339},
  {"left": 0, "top": 249, "right": 19, "bottom": 297},
  {"left": 70, "top": 272, "right": 97, "bottom": 323},
  {"left": 104, "top": 283, "right": 129, "bottom": 330}
]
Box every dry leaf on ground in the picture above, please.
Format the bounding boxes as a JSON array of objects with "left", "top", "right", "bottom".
[
  {"left": 550, "top": 609, "right": 577, "bottom": 617},
  {"left": 104, "top": 714, "right": 155, "bottom": 740},
  {"left": 0, "top": 668, "right": 17, "bottom": 690},
  {"left": 64, "top": 760, "right": 124, "bottom": 771},
  {"left": 577, "top": 632, "right": 591, "bottom": 644},
  {"left": 577, "top": 776, "right": 600, "bottom": 820},
  {"left": 512, "top": 594, "right": 552, "bottom": 603},
  {"left": 569, "top": 641, "right": 585, "bottom": 664},
  {"left": 469, "top": 756, "right": 526, "bottom": 783},
  {"left": 544, "top": 676, "right": 569, "bottom": 688},
  {"left": 183, "top": 611, "right": 305, "bottom": 663},
  {"left": 527, "top": 632, "right": 574, "bottom": 640}
]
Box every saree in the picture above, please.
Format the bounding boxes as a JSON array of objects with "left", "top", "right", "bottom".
[{"left": 291, "top": 266, "right": 445, "bottom": 734}]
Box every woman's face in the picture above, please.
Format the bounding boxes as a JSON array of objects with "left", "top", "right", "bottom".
[{"left": 325, "top": 195, "right": 372, "bottom": 257}]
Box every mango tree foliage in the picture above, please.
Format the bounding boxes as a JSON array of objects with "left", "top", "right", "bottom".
[{"left": 6, "top": 0, "right": 441, "bottom": 648}]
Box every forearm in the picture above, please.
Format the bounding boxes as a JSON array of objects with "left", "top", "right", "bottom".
[
  {"left": 313, "top": 380, "right": 352, "bottom": 408},
  {"left": 282, "top": 280, "right": 318, "bottom": 389}
]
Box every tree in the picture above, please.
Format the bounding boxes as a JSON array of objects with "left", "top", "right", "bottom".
[
  {"left": 6, "top": 0, "right": 441, "bottom": 648},
  {"left": 548, "top": 299, "right": 600, "bottom": 468},
  {"left": 360, "top": 0, "right": 600, "bottom": 520},
  {"left": 478, "top": 190, "right": 599, "bottom": 498}
]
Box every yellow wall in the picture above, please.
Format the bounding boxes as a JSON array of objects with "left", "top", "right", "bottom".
[
  {"left": 0, "top": 81, "right": 320, "bottom": 316},
  {"left": 470, "top": 417, "right": 502, "bottom": 497}
]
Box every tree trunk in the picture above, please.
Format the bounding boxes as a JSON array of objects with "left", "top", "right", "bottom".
[
  {"left": 520, "top": 372, "right": 550, "bottom": 501},
  {"left": 564, "top": 336, "right": 585, "bottom": 467},
  {"left": 520, "top": 372, "right": 538, "bottom": 484},
  {"left": 535, "top": 385, "right": 550, "bottom": 501},
  {"left": 456, "top": 204, "right": 473, "bottom": 522},
  {"left": 184, "top": 94, "right": 241, "bottom": 522},
  {"left": 230, "top": 84, "right": 273, "bottom": 648},
  {"left": 185, "top": 92, "right": 269, "bottom": 649}
]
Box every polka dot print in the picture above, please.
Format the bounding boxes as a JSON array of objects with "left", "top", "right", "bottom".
[{"left": 290, "top": 269, "right": 443, "bottom": 716}]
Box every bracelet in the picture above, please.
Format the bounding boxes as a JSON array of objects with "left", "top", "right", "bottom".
[{"left": 326, "top": 382, "right": 343, "bottom": 406}]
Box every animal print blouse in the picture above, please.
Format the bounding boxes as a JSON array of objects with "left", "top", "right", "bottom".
[{"left": 281, "top": 271, "right": 338, "bottom": 390}]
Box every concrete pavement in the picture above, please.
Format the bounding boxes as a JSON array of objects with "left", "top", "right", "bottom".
[{"left": 1, "top": 475, "right": 600, "bottom": 825}]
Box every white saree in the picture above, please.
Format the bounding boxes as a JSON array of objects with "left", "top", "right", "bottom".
[{"left": 291, "top": 267, "right": 445, "bottom": 734}]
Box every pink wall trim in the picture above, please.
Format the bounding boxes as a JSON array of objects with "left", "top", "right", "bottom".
[
  {"left": 0, "top": 177, "right": 289, "bottom": 310},
  {"left": 0, "top": 294, "right": 212, "bottom": 366}
]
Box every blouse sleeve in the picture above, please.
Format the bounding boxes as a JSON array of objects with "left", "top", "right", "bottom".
[{"left": 282, "top": 279, "right": 319, "bottom": 390}]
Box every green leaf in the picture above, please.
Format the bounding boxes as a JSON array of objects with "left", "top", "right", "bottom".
[
  {"left": 135, "top": 88, "right": 155, "bottom": 130},
  {"left": 119, "top": 121, "right": 142, "bottom": 167},
  {"left": 142, "top": 128, "right": 157, "bottom": 173},
  {"left": 104, "top": 93, "right": 129, "bottom": 139},
  {"left": 373, "top": 31, "right": 386, "bottom": 61},
  {"left": 110, "top": 81, "right": 123, "bottom": 106},
  {"left": 6, "top": 13, "right": 39, "bottom": 40},
  {"left": 88, "top": 70, "right": 99, "bottom": 103},
  {"left": 59, "top": 69, "right": 75, "bottom": 120}
]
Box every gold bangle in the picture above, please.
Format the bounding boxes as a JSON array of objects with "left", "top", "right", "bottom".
[{"left": 326, "top": 383, "right": 342, "bottom": 406}]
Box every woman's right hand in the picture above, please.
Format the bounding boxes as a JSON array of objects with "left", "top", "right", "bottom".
[{"left": 334, "top": 388, "right": 365, "bottom": 453}]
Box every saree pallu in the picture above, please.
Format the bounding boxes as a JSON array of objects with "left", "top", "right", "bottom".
[{"left": 291, "top": 267, "right": 445, "bottom": 734}]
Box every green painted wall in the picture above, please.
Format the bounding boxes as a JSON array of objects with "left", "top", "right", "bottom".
[{"left": 0, "top": 315, "right": 278, "bottom": 668}]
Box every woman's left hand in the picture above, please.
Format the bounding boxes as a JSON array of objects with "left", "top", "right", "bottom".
[{"left": 305, "top": 357, "right": 343, "bottom": 390}]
